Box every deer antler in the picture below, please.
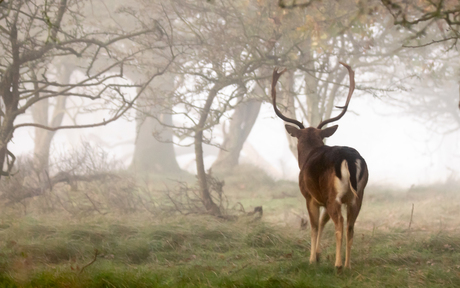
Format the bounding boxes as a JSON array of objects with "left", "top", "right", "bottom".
[
  {"left": 272, "top": 68, "right": 305, "bottom": 129},
  {"left": 317, "top": 62, "right": 355, "bottom": 129}
]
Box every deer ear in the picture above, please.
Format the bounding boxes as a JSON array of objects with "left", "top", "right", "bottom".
[
  {"left": 320, "top": 125, "right": 338, "bottom": 138},
  {"left": 285, "top": 125, "right": 300, "bottom": 138}
]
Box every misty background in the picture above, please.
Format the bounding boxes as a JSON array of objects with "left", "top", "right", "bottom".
[
  {"left": 10, "top": 95, "right": 460, "bottom": 187},
  {"left": 1, "top": 0, "right": 460, "bottom": 215}
]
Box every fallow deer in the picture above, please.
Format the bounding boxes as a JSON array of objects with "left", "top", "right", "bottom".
[{"left": 271, "top": 62, "right": 368, "bottom": 270}]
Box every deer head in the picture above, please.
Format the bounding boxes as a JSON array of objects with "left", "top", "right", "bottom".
[{"left": 271, "top": 62, "right": 355, "bottom": 168}]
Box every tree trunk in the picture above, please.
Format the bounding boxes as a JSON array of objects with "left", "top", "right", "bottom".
[
  {"left": 305, "top": 69, "right": 321, "bottom": 127},
  {"left": 131, "top": 107, "right": 180, "bottom": 173},
  {"left": 131, "top": 73, "right": 181, "bottom": 174},
  {"left": 280, "top": 70, "right": 299, "bottom": 158},
  {"left": 212, "top": 86, "right": 262, "bottom": 171},
  {"left": 195, "top": 86, "right": 222, "bottom": 216},
  {"left": 458, "top": 78, "right": 460, "bottom": 110},
  {"left": 32, "top": 64, "right": 73, "bottom": 172},
  {"left": 0, "top": 22, "right": 20, "bottom": 179}
]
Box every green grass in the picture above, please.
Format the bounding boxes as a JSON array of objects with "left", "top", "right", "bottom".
[
  {"left": 1, "top": 168, "right": 460, "bottom": 287},
  {"left": 1, "top": 212, "right": 460, "bottom": 287}
]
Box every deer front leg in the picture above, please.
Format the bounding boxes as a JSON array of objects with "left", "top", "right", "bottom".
[{"left": 306, "top": 198, "right": 320, "bottom": 264}]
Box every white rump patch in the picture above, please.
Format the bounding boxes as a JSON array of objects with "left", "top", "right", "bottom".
[
  {"left": 334, "top": 160, "right": 350, "bottom": 204},
  {"left": 334, "top": 160, "right": 359, "bottom": 204}
]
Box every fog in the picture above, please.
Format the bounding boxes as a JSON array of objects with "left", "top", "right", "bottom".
[{"left": 10, "top": 92, "right": 460, "bottom": 188}]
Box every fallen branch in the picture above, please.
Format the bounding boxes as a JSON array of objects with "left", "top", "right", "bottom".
[
  {"left": 79, "top": 249, "right": 99, "bottom": 275},
  {"left": 50, "top": 172, "right": 117, "bottom": 190}
]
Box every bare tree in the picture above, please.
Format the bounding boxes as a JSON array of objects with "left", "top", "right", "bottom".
[
  {"left": 0, "top": 0, "right": 175, "bottom": 178},
  {"left": 31, "top": 61, "right": 74, "bottom": 172},
  {"left": 382, "top": 0, "right": 460, "bottom": 48},
  {"left": 381, "top": 0, "right": 460, "bottom": 112},
  {"left": 155, "top": 0, "right": 286, "bottom": 215}
]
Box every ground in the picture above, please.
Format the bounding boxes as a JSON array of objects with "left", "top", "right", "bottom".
[{"left": 0, "top": 166, "right": 459, "bottom": 287}]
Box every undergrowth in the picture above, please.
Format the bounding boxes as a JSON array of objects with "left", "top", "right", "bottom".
[
  {"left": 0, "top": 158, "right": 459, "bottom": 287},
  {"left": 1, "top": 212, "right": 460, "bottom": 287}
]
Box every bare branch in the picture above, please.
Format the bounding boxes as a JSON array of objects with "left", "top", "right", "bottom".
[
  {"left": 13, "top": 57, "right": 175, "bottom": 132},
  {"left": 278, "top": 0, "right": 319, "bottom": 9}
]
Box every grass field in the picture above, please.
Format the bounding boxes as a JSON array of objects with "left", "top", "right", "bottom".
[{"left": 1, "top": 167, "right": 459, "bottom": 287}]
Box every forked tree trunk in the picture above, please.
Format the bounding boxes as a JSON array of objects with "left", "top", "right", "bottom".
[
  {"left": 32, "top": 64, "right": 73, "bottom": 172},
  {"left": 212, "top": 87, "right": 262, "bottom": 171}
]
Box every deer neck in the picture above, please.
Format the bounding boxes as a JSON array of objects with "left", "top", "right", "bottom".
[{"left": 297, "top": 142, "right": 324, "bottom": 169}]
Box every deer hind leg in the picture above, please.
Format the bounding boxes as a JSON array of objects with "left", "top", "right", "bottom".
[
  {"left": 315, "top": 209, "right": 330, "bottom": 261},
  {"left": 345, "top": 162, "right": 367, "bottom": 268},
  {"left": 345, "top": 204, "right": 359, "bottom": 269},
  {"left": 306, "top": 198, "right": 320, "bottom": 264},
  {"left": 327, "top": 201, "right": 344, "bottom": 270}
]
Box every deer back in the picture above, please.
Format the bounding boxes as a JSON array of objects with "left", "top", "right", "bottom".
[{"left": 299, "top": 145, "right": 367, "bottom": 205}]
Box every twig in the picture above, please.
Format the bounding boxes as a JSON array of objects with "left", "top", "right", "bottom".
[
  {"left": 79, "top": 249, "right": 99, "bottom": 275},
  {"left": 232, "top": 202, "right": 245, "bottom": 213},
  {"left": 408, "top": 203, "right": 414, "bottom": 232},
  {"left": 102, "top": 279, "right": 117, "bottom": 288},
  {"left": 84, "top": 193, "right": 107, "bottom": 215},
  {"left": 137, "top": 194, "right": 155, "bottom": 215},
  {"left": 278, "top": 0, "right": 317, "bottom": 9},
  {"left": 55, "top": 194, "right": 75, "bottom": 215},
  {"left": 402, "top": 37, "right": 458, "bottom": 48},
  {"left": 163, "top": 184, "right": 185, "bottom": 215},
  {"left": 229, "top": 263, "right": 250, "bottom": 274},
  {"left": 45, "top": 170, "right": 53, "bottom": 191}
]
